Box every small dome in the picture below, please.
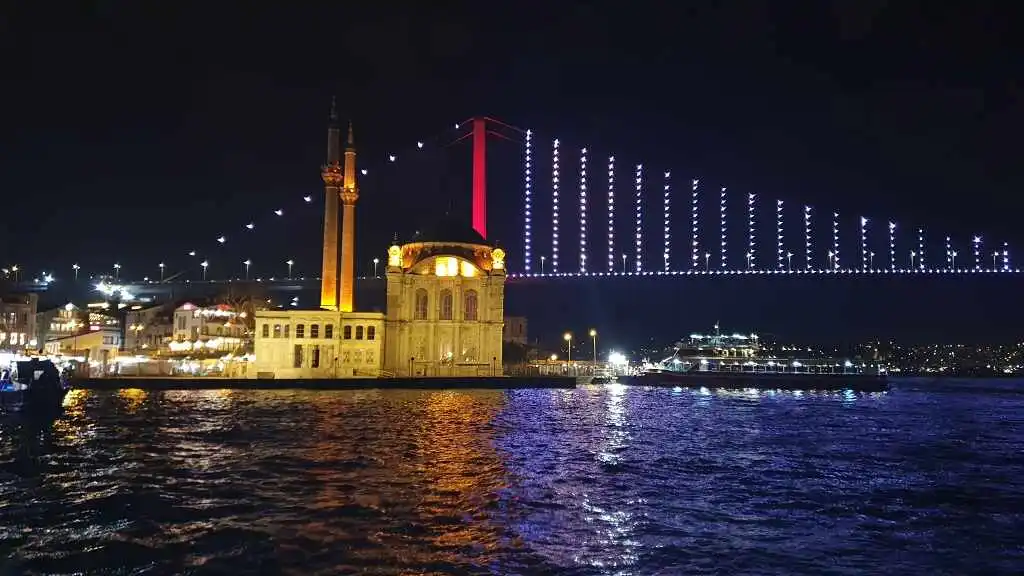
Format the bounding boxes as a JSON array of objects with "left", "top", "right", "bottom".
[{"left": 410, "top": 215, "right": 487, "bottom": 246}]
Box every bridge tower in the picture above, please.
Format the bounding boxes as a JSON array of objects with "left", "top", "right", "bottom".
[{"left": 319, "top": 99, "right": 342, "bottom": 310}]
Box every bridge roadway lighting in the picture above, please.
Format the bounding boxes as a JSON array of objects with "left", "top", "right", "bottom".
[
  {"left": 826, "top": 251, "right": 834, "bottom": 269},
  {"left": 786, "top": 251, "right": 793, "bottom": 271},
  {"left": 910, "top": 251, "right": 916, "bottom": 269},
  {"left": 993, "top": 251, "right": 999, "bottom": 270},
  {"left": 589, "top": 329, "right": 597, "bottom": 365},
  {"left": 951, "top": 250, "right": 957, "bottom": 270},
  {"left": 72, "top": 263, "right": 80, "bottom": 281},
  {"left": 244, "top": 259, "right": 251, "bottom": 280},
  {"left": 373, "top": 257, "right": 380, "bottom": 278},
  {"left": 159, "top": 262, "right": 165, "bottom": 281},
  {"left": 286, "top": 259, "right": 294, "bottom": 279},
  {"left": 869, "top": 251, "right": 875, "bottom": 270},
  {"left": 541, "top": 255, "right": 547, "bottom": 275},
  {"left": 12, "top": 265, "right": 18, "bottom": 282},
  {"left": 746, "top": 252, "right": 752, "bottom": 269},
  {"left": 200, "top": 260, "right": 209, "bottom": 280},
  {"left": 621, "top": 253, "right": 626, "bottom": 274},
  {"left": 704, "top": 252, "right": 710, "bottom": 272},
  {"left": 564, "top": 332, "right": 573, "bottom": 363},
  {"left": 113, "top": 263, "right": 121, "bottom": 280}
]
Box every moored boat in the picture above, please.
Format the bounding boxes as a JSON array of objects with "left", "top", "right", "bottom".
[{"left": 0, "top": 359, "right": 70, "bottom": 415}]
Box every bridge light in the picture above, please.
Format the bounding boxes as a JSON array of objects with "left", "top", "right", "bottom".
[
  {"left": 388, "top": 154, "right": 396, "bottom": 162},
  {"left": 417, "top": 141, "right": 424, "bottom": 149},
  {"left": 803, "top": 206, "right": 813, "bottom": 271},
  {"left": 973, "top": 235, "right": 982, "bottom": 270},
  {"left": 607, "top": 156, "right": 615, "bottom": 272},
  {"left": 552, "top": 139, "right": 560, "bottom": 274},
  {"left": 360, "top": 169, "right": 367, "bottom": 176},
  {"left": 776, "top": 199, "right": 784, "bottom": 270},
  {"left": 691, "top": 179, "right": 700, "bottom": 269},
  {"left": 888, "top": 221, "right": 896, "bottom": 272},
  {"left": 720, "top": 187, "right": 727, "bottom": 269},
  {"left": 832, "top": 212, "right": 840, "bottom": 270},
  {"left": 663, "top": 171, "right": 671, "bottom": 271},
  {"left": 246, "top": 222, "right": 254, "bottom": 230},
  {"left": 579, "top": 147, "right": 588, "bottom": 273},
  {"left": 860, "top": 216, "right": 868, "bottom": 271},
  {"left": 945, "top": 236, "right": 953, "bottom": 270},
  {"left": 523, "top": 128, "right": 533, "bottom": 272},
  {"left": 635, "top": 163, "right": 644, "bottom": 272},
  {"left": 274, "top": 209, "right": 283, "bottom": 216},
  {"left": 918, "top": 228, "right": 925, "bottom": 271},
  {"left": 747, "top": 194, "right": 756, "bottom": 270},
  {"left": 1003, "top": 242, "right": 1010, "bottom": 271},
  {"left": 303, "top": 195, "right": 312, "bottom": 203},
  {"left": 217, "top": 235, "right": 226, "bottom": 244}
]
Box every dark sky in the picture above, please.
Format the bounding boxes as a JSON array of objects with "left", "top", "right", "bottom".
[{"left": 2, "top": 1, "right": 1022, "bottom": 344}]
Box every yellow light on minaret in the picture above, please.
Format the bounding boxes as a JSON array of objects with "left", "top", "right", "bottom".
[
  {"left": 388, "top": 245, "right": 402, "bottom": 268},
  {"left": 339, "top": 122, "right": 359, "bottom": 312}
]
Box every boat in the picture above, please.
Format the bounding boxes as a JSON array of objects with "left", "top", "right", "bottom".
[
  {"left": 622, "top": 325, "right": 889, "bottom": 392},
  {"left": 0, "top": 358, "right": 70, "bottom": 415}
]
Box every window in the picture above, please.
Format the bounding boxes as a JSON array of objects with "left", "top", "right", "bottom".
[
  {"left": 366, "top": 350, "right": 375, "bottom": 364},
  {"left": 367, "top": 325, "right": 376, "bottom": 340},
  {"left": 273, "top": 324, "right": 282, "bottom": 338},
  {"left": 415, "top": 289, "right": 428, "bottom": 320},
  {"left": 325, "top": 324, "right": 333, "bottom": 339},
  {"left": 343, "top": 325, "right": 352, "bottom": 339},
  {"left": 296, "top": 324, "right": 305, "bottom": 338},
  {"left": 312, "top": 345, "right": 320, "bottom": 368},
  {"left": 262, "top": 324, "right": 269, "bottom": 338},
  {"left": 464, "top": 290, "right": 478, "bottom": 321},
  {"left": 440, "top": 289, "right": 453, "bottom": 320},
  {"left": 284, "top": 324, "right": 290, "bottom": 338},
  {"left": 311, "top": 324, "right": 320, "bottom": 338},
  {"left": 356, "top": 325, "right": 364, "bottom": 340},
  {"left": 293, "top": 344, "right": 304, "bottom": 368}
]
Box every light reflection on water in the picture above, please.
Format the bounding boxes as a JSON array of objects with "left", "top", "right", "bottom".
[{"left": 0, "top": 382, "right": 1021, "bottom": 574}]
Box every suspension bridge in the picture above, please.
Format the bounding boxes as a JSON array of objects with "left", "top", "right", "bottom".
[{"left": 6, "top": 113, "right": 1020, "bottom": 302}]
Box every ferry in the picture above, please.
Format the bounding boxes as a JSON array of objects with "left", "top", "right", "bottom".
[{"left": 622, "top": 325, "right": 889, "bottom": 392}]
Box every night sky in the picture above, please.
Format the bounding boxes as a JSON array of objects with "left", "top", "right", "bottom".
[{"left": 2, "top": 2, "right": 1022, "bottom": 347}]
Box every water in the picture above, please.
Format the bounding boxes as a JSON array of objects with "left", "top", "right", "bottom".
[{"left": 1, "top": 381, "right": 1023, "bottom": 575}]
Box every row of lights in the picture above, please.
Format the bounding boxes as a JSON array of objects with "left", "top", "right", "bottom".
[{"left": 508, "top": 267, "right": 1023, "bottom": 279}]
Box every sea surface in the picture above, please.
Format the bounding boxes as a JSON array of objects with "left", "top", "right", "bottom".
[{"left": 1, "top": 380, "right": 1023, "bottom": 575}]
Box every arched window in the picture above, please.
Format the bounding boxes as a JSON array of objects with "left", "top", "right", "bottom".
[
  {"left": 414, "top": 289, "right": 429, "bottom": 320},
  {"left": 439, "top": 289, "right": 453, "bottom": 320},
  {"left": 464, "top": 290, "right": 478, "bottom": 321}
]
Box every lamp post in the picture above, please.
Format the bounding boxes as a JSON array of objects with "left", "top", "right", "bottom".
[
  {"left": 373, "top": 257, "right": 380, "bottom": 278},
  {"left": 286, "top": 259, "right": 294, "bottom": 279},
  {"left": 826, "top": 251, "right": 833, "bottom": 269},
  {"left": 746, "top": 252, "right": 752, "bottom": 269},
  {"left": 563, "top": 332, "right": 573, "bottom": 364},
  {"left": 11, "top": 265, "right": 18, "bottom": 283},
  {"left": 704, "top": 252, "right": 710, "bottom": 272},
  {"left": 951, "top": 250, "right": 957, "bottom": 270},
  {"left": 786, "top": 251, "right": 793, "bottom": 271},
  {"left": 589, "top": 329, "right": 597, "bottom": 365},
  {"left": 201, "top": 260, "right": 209, "bottom": 280},
  {"left": 541, "top": 255, "right": 546, "bottom": 275},
  {"left": 992, "top": 251, "right": 999, "bottom": 270},
  {"left": 72, "top": 263, "right": 80, "bottom": 281},
  {"left": 621, "top": 253, "right": 626, "bottom": 274},
  {"left": 159, "top": 262, "right": 165, "bottom": 281},
  {"left": 910, "top": 251, "right": 916, "bottom": 270},
  {"left": 869, "top": 251, "right": 875, "bottom": 270},
  {"left": 113, "top": 263, "right": 121, "bottom": 280},
  {"left": 243, "top": 259, "right": 251, "bottom": 280}
]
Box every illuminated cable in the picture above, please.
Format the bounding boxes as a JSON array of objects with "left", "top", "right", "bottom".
[
  {"left": 804, "top": 206, "right": 812, "bottom": 270},
  {"left": 607, "top": 156, "right": 615, "bottom": 272},
  {"left": 860, "top": 217, "right": 868, "bottom": 271},
  {"left": 917, "top": 228, "right": 925, "bottom": 271},
  {"left": 945, "top": 236, "right": 953, "bottom": 269},
  {"left": 832, "top": 212, "right": 840, "bottom": 270},
  {"left": 1003, "top": 241, "right": 1010, "bottom": 271},
  {"left": 720, "top": 187, "right": 727, "bottom": 269},
  {"left": 691, "top": 179, "right": 700, "bottom": 269},
  {"left": 635, "top": 164, "right": 644, "bottom": 272},
  {"left": 888, "top": 221, "right": 896, "bottom": 272},
  {"left": 747, "top": 194, "right": 756, "bottom": 269},
  {"left": 523, "top": 129, "right": 533, "bottom": 272},
  {"left": 579, "top": 147, "right": 588, "bottom": 273},
  {"left": 663, "top": 171, "right": 671, "bottom": 271},
  {"left": 973, "top": 235, "right": 981, "bottom": 270},
  {"left": 552, "top": 139, "right": 560, "bottom": 274},
  {"left": 776, "top": 200, "right": 784, "bottom": 269}
]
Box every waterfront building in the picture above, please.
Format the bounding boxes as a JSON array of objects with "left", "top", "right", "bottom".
[
  {"left": 36, "top": 302, "right": 88, "bottom": 345},
  {"left": 252, "top": 107, "right": 506, "bottom": 379},
  {"left": 126, "top": 303, "right": 173, "bottom": 351},
  {"left": 44, "top": 325, "right": 121, "bottom": 371},
  {"left": 169, "top": 302, "right": 246, "bottom": 354},
  {"left": 0, "top": 292, "right": 39, "bottom": 351}
]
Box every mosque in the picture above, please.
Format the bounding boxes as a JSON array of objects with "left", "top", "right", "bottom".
[{"left": 253, "top": 106, "right": 506, "bottom": 378}]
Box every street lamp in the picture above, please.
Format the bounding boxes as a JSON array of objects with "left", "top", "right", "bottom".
[
  {"left": 563, "top": 332, "right": 573, "bottom": 363},
  {"left": 72, "top": 263, "right": 80, "bottom": 280},
  {"left": 158, "top": 262, "right": 165, "bottom": 281},
  {"left": 621, "top": 253, "right": 626, "bottom": 274},
  {"left": 910, "top": 250, "right": 916, "bottom": 269},
  {"left": 373, "top": 257, "right": 380, "bottom": 278},
  {"left": 113, "top": 263, "right": 121, "bottom": 280},
  {"left": 992, "top": 251, "right": 999, "bottom": 270},
  {"left": 541, "top": 255, "right": 547, "bottom": 275},
  {"left": 11, "top": 265, "right": 18, "bottom": 283},
  {"left": 827, "top": 250, "right": 834, "bottom": 269},
  {"left": 243, "top": 259, "right": 251, "bottom": 280},
  {"left": 786, "top": 251, "right": 793, "bottom": 271},
  {"left": 869, "top": 251, "right": 875, "bottom": 270},
  {"left": 589, "top": 329, "right": 597, "bottom": 365},
  {"left": 951, "top": 250, "right": 957, "bottom": 270},
  {"left": 200, "top": 260, "right": 209, "bottom": 280},
  {"left": 704, "top": 252, "right": 710, "bottom": 272},
  {"left": 286, "top": 259, "right": 294, "bottom": 279},
  {"left": 746, "top": 252, "right": 752, "bottom": 269}
]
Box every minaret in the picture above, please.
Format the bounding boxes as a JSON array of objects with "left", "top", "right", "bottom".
[
  {"left": 339, "top": 122, "right": 359, "bottom": 312},
  {"left": 319, "top": 99, "right": 342, "bottom": 310}
]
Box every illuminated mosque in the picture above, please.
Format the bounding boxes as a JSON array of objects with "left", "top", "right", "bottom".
[{"left": 253, "top": 105, "right": 506, "bottom": 378}]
